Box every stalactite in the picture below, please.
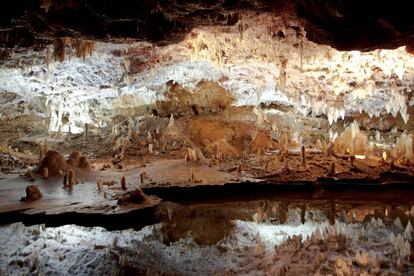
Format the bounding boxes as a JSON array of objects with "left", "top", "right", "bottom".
[
  {"left": 71, "top": 39, "right": 96, "bottom": 60},
  {"left": 54, "top": 37, "right": 65, "bottom": 63}
]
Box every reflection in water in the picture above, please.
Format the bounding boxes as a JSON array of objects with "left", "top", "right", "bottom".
[
  {"left": 156, "top": 196, "right": 414, "bottom": 247},
  {"left": 0, "top": 192, "right": 413, "bottom": 275}
]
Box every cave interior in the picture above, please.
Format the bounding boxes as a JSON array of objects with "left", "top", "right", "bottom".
[{"left": 0, "top": 0, "right": 414, "bottom": 275}]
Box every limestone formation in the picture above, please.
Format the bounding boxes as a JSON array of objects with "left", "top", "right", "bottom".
[
  {"left": 42, "top": 167, "right": 48, "bottom": 179},
  {"left": 63, "top": 174, "right": 68, "bottom": 187},
  {"left": 117, "top": 188, "right": 146, "bottom": 204},
  {"left": 68, "top": 169, "right": 75, "bottom": 188},
  {"left": 25, "top": 169, "right": 35, "bottom": 182},
  {"left": 36, "top": 151, "right": 68, "bottom": 177},
  {"left": 121, "top": 176, "right": 127, "bottom": 190},
  {"left": 21, "top": 185, "right": 43, "bottom": 201},
  {"left": 327, "top": 141, "right": 334, "bottom": 157},
  {"left": 97, "top": 178, "right": 103, "bottom": 191},
  {"left": 237, "top": 161, "right": 243, "bottom": 175},
  {"left": 300, "top": 145, "right": 306, "bottom": 167},
  {"left": 39, "top": 144, "right": 45, "bottom": 162},
  {"left": 328, "top": 162, "right": 335, "bottom": 176},
  {"left": 392, "top": 133, "right": 414, "bottom": 164}
]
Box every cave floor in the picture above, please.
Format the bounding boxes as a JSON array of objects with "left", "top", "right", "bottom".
[
  {"left": 1, "top": 113, "right": 414, "bottom": 231},
  {"left": 1, "top": 153, "right": 414, "bottom": 227}
]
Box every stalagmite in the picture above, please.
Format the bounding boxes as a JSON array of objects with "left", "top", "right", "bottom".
[
  {"left": 404, "top": 221, "right": 413, "bottom": 241},
  {"left": 283, "top": 157, "right": 290, "bottom": 171},
  {"left": 237, "top": 161, "right": 243, "bottom": 175},
  {"left": 279, "top": 132, "right": 289, "bottom": 155},
  {"left": 22, "top": 185, "right": 43, "bottom": 201},
  {"left": 63, "top": 174, "right": 68, "bottom": 187},
  {"left": 316, "top": 139, "right": 323, "bottom": 151},
  {"left": 121, "top": 176, "right": 127, "bottom": 190},
  {"left": 190, "top": 167, "right": 195, "bottom": 183},
  {"left": 279, "top": 59, "right": 287, "bottom": 91},
  {"left": 168, "top": 114, "right": 174, "bottom": 127},
  {"left": 280, "top": 150, "right": 285, "bottom": 162},
  {"left": 185, "top": 147, "right": 205, "bottom": 162},
  {"left": 42, "top": 167, "right": 48, "bottom": 179},
  {"left": 328, "top": 162, "right": 335, "bottom": 176},
  {"left": 84, "top": 123, "right": 88, "bottom": 139},
  {"left": 39, "top": 144, "right": 45, "bottom": 162},
  {"left": 68, "top": 169, "right": 75, "bottom": 188},
  {"left": 355, "top": 250, "right": 370, "bottom": 268},
  {"left": 349, "top": 155, "right": 355, "bottom": 166},
  {"left": 25, "top": 169, "right": 35, "bottom": 182},
  {"left": 119, "top": 147, "right": 126, "bottom": 161},
  {"left": 392, "top": 132, "right": 414, "bottom": 163},
  {"left": 382, "top": 151, "right": 387, "bottom": 163},
  {"left": 97, "top": 178, "right": 103, "bottom": 191},
  {"left": 300, "top": 145, "right": 306, "bottom": 167},
  {"left": 117, "top": 188, "right": 146, "bottom": 204},
  {"left": 390, "top": 160, "right": 395, "bottom": 170},
  {"left": 327, "top": 141, "right": 334, "bottom": 156},
  {"left": 335, "top": 257, "right": 351, "bottom": 275}
]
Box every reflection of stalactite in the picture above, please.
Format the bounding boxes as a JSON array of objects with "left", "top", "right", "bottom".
[{"left": 54, "top": 37, "right": 65, "bottom": 62}]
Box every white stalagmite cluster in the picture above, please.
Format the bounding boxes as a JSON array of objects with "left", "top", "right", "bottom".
[
  {"left": 392, "top": 132, "right": 414, "bottom": 163},
  {"left": 333, "top": 121, "right": 370, "bottom": 155}
]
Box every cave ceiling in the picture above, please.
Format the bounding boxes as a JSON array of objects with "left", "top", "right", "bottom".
[{"left": 1, "top": 0, "right": 414, "bottom": 51}]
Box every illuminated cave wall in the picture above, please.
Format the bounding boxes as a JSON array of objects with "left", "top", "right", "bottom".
[{"left": 0, "top": 12, "right": 413, "bottom": 158}]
